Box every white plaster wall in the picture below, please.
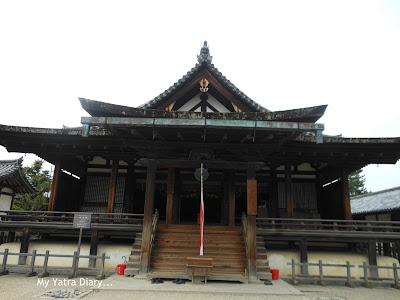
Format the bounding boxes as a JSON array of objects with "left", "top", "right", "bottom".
[
  {"left": 177, "top": 96, "right": 200, "bottom": 111},
  {"left": 267, "top": 250, "right": 399, "bottom": 278},
  {"left": 0, "top": 187, "right": 13, "bottom": 213},
  {"left": 207, "top": 96, "right": 230, "bottom": 112},
  {"left": 378, "top": 213, "right": 391, "bottom": 221},
  {"left": 0, "top": 241, "right": 132, "bottom": 270}
]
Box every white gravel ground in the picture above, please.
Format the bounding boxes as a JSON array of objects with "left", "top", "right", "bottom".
[{"left": 0, "top": 274, "right": 399, "bottom": 300}]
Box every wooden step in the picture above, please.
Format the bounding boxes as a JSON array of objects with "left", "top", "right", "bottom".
[
  {"left": 150, "top": 263, "right": 246, "bottom": 273},
  {"left": 156, "top": 233, "right": 243, "bottom": 241},
  {"left": 151, "top": 257, "right": 247, "bottom": 265},
  {"left": 152, "top": 250, "right": 246, "bottom": 259}
]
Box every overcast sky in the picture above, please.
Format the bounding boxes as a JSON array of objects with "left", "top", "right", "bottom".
[{"left": 0, "top": 0, "right": 399, "bottom": 192}]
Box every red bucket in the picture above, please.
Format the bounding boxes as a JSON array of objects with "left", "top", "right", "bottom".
[
  {"left": 116, "top": 264, "right": 127, "bottom": 275},
  {"left": 271, "top": 269, "right": 279, "bottom": 280}
]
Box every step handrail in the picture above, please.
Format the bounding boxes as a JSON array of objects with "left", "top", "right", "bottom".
[
  {"left": 241, "top": 213, "right": 249, "bottom": 258},
  {"left": 149, "top": 209, "right": 159, "bottom": 263}
]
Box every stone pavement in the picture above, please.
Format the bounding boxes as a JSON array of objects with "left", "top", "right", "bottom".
[{"left": 93, "top": 274, "right": 303, "bottom": 296}]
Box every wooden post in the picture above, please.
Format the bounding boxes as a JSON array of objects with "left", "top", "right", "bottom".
[
  {"left": 228, "top": 170, "right": 235, "bottom": 227},
  {"left": 300, "top": 239, "right": 308, "bottom": 275},
  {"left": 341, "top": 168, "right": 352, "bottom": 220},
  {"left": 48, "top": 160, "right": 61, "bottom": 211},
  {"left": 285, "top": 163, "right": 294, "bottom": 218},
  {"left": 107, "top": 160, "right": 119, "bottom": 214},
  {"left": 368, "top": 239, "right": 378, "bottom": 278},
  {"left": 18, "top": 228, "right": 30, "bottom": 265},
  {"left": 123, "top": 165, "right": 135, "bottom": 213},
  {"left": 247, "top": 166, "right": 257, "bottom": 281},
  {"left": 166, "top": 168, "right": 175, "bottom": 225},
  {"left": 89, "top": 230, "right": 99, "bottom": 268},
  {"left": 139, "top": 160, "right": 156, "bottom": 276}
]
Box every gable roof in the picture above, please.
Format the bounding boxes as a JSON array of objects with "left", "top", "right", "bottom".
[
  {"left": 138, "top": 41, "right": 269, "bottom": 113},
  {"left": 0, "top": 157, "right": 36, "bottom": 193},
  {"left": 351, "top": 186, "right": 400, "bottom": 215}
]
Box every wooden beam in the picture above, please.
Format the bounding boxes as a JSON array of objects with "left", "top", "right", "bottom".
[
  {"left": 89, "top": 230, "right": 99, "bottom": 268},
  {"left": 228, "top": 170, "right": 235, "bottom": 227},
  {"left": 166, "top": 168, "right": 175, "bottom": 225},
  {"left": 247, "top": 166, "right": 257, "bottom": 281},
  {"left": 139, "top": 160, "right": 156, "bottom": 276},
  {"left": 48, "top": 161, "right": 61, "bottom": 211},
  {"left": 137, "top": 158, "right": 265, "bottom": 171},
  {"left": 285, "top": 163, "right": 294, "bottom": 218},
  {"left": 341, "top": 168, "right": 352, "bottom": 221},
  {"left": 107, "top": 160, "right": 119, "bottom": 214}
]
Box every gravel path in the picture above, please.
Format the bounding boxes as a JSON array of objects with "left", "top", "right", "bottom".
[{"left": 0, "top": 274, "right": 399, "bottom": 300}]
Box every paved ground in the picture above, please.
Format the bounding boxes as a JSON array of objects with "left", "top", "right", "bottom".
[{"left": 0, "top": 273, "right": 399, "bottom": 299}]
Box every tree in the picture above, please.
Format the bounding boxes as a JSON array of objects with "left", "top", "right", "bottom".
[
  {"left": 13, "top": 160, "right": 51, "bottom": 211},
  {"left": 349, "top": 168, "right": 368, "bottom": 197}
]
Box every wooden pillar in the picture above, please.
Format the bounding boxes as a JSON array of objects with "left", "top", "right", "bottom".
[
  {"left": 139, "top": 160, "right": 156, "bottom": 276},
  {"left": 123, "top": 165, "right": 135, "bottom": 213},
  {"left": 285, "top": 163, "right": 294, "bottom": 218},
  {"left": 166, "top": 168, "right": 175, "bottom": 225},
  {"left": 48, "top": 161, "right": 61, "bottom": 211},
  {"left": 89, "top": 230, "right": 99, "bottom": 268},
  {"left": 300, "top": 239, "right": 308, "bottom": 275},
  {"left": 247, "top": 166, "right": 257, "bottom": 281},
  {"left": 341, "top": 168, "right": 352, "bottom": 220},
  {"left": 18, "top": 228, "right": 30, "bottom": 265},
  {"left": 228, "top": 170, "right": 235, "bottom": 227},
  {"left": 368, "top": 239, "right": 378, "bottom": 278},
  {"left": 107, "top": 160, "right": 119, "bottom": 214},
  {"left": 221, "top": 172, "right": 229, "bottom": 225}
]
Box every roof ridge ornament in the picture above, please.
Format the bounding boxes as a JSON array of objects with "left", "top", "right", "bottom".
[{"left": 197, "top": 41, "right": 213, "bottom": 63}]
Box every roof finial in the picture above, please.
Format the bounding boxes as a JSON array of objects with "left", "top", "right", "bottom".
[{"left": 197, "top": 40, "right": 212, "bottom": 63}]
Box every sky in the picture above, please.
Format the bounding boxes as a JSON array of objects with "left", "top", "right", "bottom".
[{"left": 0, "top": 0, "right": 399, "bottom": 192}]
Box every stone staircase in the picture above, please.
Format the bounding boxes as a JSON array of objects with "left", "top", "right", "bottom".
[
  {"left": 124, "top": 232, "right": 142, "bottom": 276},
  {"left": 257, "top": 235, "right": 270, "bottom": 279},
  {"left": 147, "top": 224, "right": 248, "bottom": 283}
]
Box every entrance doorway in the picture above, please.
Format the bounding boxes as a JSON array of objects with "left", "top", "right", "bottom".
[{"left": 179, "top": 190, "right": 222, "bottom": 224}]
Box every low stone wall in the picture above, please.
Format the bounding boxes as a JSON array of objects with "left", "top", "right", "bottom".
[
  {"left": 267, "top": 250, "right": 399, "bottom": 278},
  {"left": 0, "top": 241, "right": 131, "bottom": 270},
  {"left": 1, "top": 242, "right": 399, "bottom": 279}
]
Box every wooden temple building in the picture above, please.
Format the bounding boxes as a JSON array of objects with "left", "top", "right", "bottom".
[{"left": 1, "top": 42, "right": 400, "bottom": 281}]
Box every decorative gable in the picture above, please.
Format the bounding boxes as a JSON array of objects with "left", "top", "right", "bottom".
[{"left": 139, "top": 41, "right": 269, "bottom": 113}]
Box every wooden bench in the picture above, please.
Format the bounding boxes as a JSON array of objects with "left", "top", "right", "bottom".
[{"left": 186, "top": 257, "right": 213, "bottom": 284}]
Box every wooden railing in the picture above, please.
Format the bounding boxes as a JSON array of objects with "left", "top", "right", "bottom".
[
  {"left": 0, "top": 210, "right": 144, "bottom": 225},
  {"left": 256, "top": 217, "right": 400, "bottom": 233},
  {"left": 241, "top": 213, "right": 248, "bottom": 257},
  {"left": 149, "top": 209, "right": 159, "bottom": 261}
]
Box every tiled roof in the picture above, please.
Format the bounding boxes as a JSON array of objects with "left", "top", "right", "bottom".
[
  {"left": 139, "top": 41, "right": 269, "bottom": 112},
  {"left": 0, "top": 157, "right": 36, "bottom": 193},
  {"left": 351, "top": 186, "right": 400, "bottom": 215}
]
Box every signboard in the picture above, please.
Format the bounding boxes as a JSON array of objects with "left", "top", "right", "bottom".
[{"left": 73, "top": 213, "right": 92, "bottom": 229}]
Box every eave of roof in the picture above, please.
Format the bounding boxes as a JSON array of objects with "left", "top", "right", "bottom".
[
  {"left": 79, "top": 97, "right": 327, "bottom": 123},
  {"left": 0, "top": 157, "right": 36, "bottom": 193}
]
